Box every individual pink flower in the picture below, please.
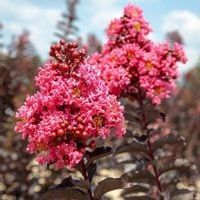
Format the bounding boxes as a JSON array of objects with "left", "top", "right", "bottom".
[
  {"left": 15, "top": 40, "right": 125, "bottom": 169},
  {"left": 107, "top": 18, "right": 122, "bottom": 37},
  {"left": 124, "top": 3, "right": 143, "bottom": 19}
]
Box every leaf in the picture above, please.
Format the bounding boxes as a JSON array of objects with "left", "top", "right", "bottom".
[
  {"left": 114, "top": 141, "right": 149, "bottom": 158},
  {"left": 86, "top": 146, "right": 112, "bottom": 167},
  {"left": 53, "top": 176, "right": 78, "bottom": 189},
  {"left": 158, "top": 159, "right": 191, "bottom": 176},
  {"left": 124, "top": 196, "right": 155, "bottom": 200},
  {"left": 41, "top": 188, "right": 89, "bottom": 200},
  {"left": 121, "top": 185, "right": 149, "bottom": 196},
  {"left": 171, "top": 188, "right": 193, "bottom": 196},
  {"left": 123, "top": 98, "right": 139, "bottom": 111},
  {"left": 125, "top": 110, "right": 141, "bottom": 122},
  {"left": 41, "top": 176, "right": 90, "bottom": 200},
  {"left": 145, "top": 108, "right": 166, "bottom": 124},
  {"left": 152, "top": 133, "right": 185, "bottom": 152},
  {"left": 159, "top": 112, "right": 166, "bottom": 122},
  {"left": 122, "top": 170, "right": 156, "bottom": 185},
  {"left": 171, "top": 189, "right": 194, "bottom": 200},
  {"left": 162, "top": 178, "right": 180, "bottom": 190},
  {"left": 75, "top": 180, "right": 90, "bottom": 191},
  {"left": 52, "top": 176, "right": 89, "bottom": 191},
  {"left": 87, "top": 162, "right": 97, "bottom": 182},
  {"left": 94, "top": 177, "right": 125, "bottom": 199},
  {"left": 134, "top": 134, "right": 148, "bottom": 143},
  {"left": 126, "top": 119, "right": 141, "bottom": 130}
]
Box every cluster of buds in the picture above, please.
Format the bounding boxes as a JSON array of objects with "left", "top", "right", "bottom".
[
  {"left": 15, "top": 40, "right": 125, "bottom": 168},
  {"left": 51, "top": 112, "right": 96, "bottom": 149},
  {"left": 49, "top": 40, "right": 86, "bottom": 76}
]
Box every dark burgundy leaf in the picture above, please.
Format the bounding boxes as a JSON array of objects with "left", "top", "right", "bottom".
[
  {"left": 87, "top": 162, "right": 97, "bottom": 182},
  {"left": 122, "top": 170, "right": 156, "bottom": 185},
  {"left": 86, "top": 146, "right": 112, "bottom": 167},
  {"left": 94, "top": 177, "right": 125, "bottom": 199},
  {"left": 41, "top": 188, "right": 89, "bottom": 200},
  {"left": 152, "top": 133, "right": 186, "bottom": 152}
]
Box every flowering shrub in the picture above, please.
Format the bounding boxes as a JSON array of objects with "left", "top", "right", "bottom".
[
  {"left": 90, "top": 4, "right": 187, "bottom": 104},
  {"left": 15, "top": 40, "right": 125, "bottom": 169},
  {"left": 13, "top": 3, "right": 198, "bottom": 200}
]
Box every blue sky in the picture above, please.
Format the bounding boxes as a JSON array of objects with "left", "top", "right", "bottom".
[{"left": 0, "top": 0, "right": 200, "bottom": 73}]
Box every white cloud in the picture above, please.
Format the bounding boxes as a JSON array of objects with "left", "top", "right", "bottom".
[
  {"left": 76, "top": 0, "right": 123, "bottom": 45},
  {"left": 0, "top": 0, "right": 61, "bottom": 58},
  {"left": 85, "top": 0, "right": 117, "bottom": 9},
  {"left": 183, "top": 47, "right": 200, "bottom": 72},
  {"left": 81, "top": 0, "right": 123, "bottom": 42},
  {"left": 162, "top": 10, "right": 200, "bottom": 72},
  {"left": 80, "top": 0, "right": 161, "bottom": 40},
  {"left": 0, "top": 0, "right": 121, "bottom": 58},
  {"left": 90, "top": 9, "right": 121, "bottom": 31},
  {"left": 1, "top": 0, "right": 159, "bottom": 58},
  {"left": 163, "top": 10, "right": 200, "bottom": 46}
]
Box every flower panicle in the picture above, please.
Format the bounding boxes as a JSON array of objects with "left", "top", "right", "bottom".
[
  {"left": 90, "top": 4, "right": 187, "bottom": 105},
  {"left": 15, "top": 40, "right": 125, "bottom": 169}
]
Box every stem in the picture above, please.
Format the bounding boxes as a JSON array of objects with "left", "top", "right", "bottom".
[
  {"left": 147, "top": 136, "right": 164, "bottom": 197},
  {"left": 80, "top": 159, "right": 94, "bottom": 200},
  {"left": 138, "top": 97, "right": 164, "bottom": 199}
]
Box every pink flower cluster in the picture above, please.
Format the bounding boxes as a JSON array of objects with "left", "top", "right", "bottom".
[
  {"left": 15, "top": 40, "right": 125, "bottom": 168},
  {"left": 90, "top": 4, "right": 187, "bottom": 104}
]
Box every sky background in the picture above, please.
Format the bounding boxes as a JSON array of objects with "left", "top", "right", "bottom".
[{"left": 0, "top": 0, "right": 200, "bottom": 73}]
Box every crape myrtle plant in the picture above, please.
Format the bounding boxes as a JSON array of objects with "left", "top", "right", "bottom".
[
  {"left": 89, "top": 4, "right": 198, "bottom": 200},
  {"left": 15, "top": 40, "right": 125, "bottom": 199},
  {"left": 1, "top": 25, "right": 86, "bottom": 200},
  {"left": 15, "top": 4, "right": 198, "bottom": 200}
]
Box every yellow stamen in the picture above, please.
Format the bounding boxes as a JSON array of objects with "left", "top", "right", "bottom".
[
  {"left": 93, "top": 115, "right": 104, "bottom": 128},
  {"left": 109, "top": 56, "right": 117, "bottom": 62},
  {"left": 127, "top": 51, "right": 134, "bottom": 59},
  {"left": 72, "top": 87, "right": 81, "bottom": 97},
  {"left": 36, "top": 143, "right": 47, "bottom": 152},
  {"left": 155, "top": 86, "right": 164, "bottom": 95},
  {"left": 133, "top": 23, "right": 141, "bottom": 31},
  {"left": 146, "top": 61, "right": 153, "bottom": 70}
]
